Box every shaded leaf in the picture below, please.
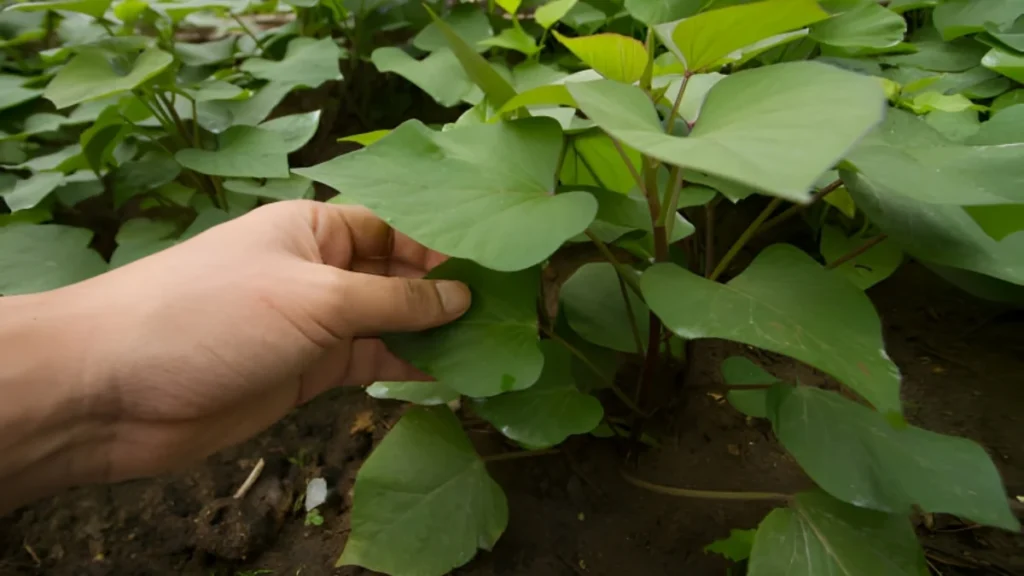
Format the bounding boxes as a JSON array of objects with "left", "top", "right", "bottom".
[
  {"left": 820, "top": 226, "right": 902, "bottom": 289},
  {"left": 0, "top": 74, "right": 41, "bottom": 111},
  {"left": 339, "top": 407, "right": 507, "bottom": 575},
  {"left": 7, "top": 0, "right": 112, "bottom": 18},
  {"left": 426, "top": 5, "right": 518, "bottom": 109},
  {"left": 296, "top": 118, "right": 594, "bottom": 272},
  {"left": 112, "top": 153, "right": 181, "bottom": 208},
  {"left": 414, "top": 5, "right": 493, "bottom": 53},
  {"left": 661, "top": 72, "right": 725, "bottom": 124},
  {"left": 371, "top": 47, "right": 473, "bottom": 107},
  {"left": 810, "top": 3, "right": 906, "bottom": 49},
  {"left": 624, "top": 0, "right": 700, "bottom": 26},
  {"left": 882, "top": 37, "right": 988, "bottom": 72},
  {"left": 642, "top": 245, "right": 902, "bottom": 416},
  {"left": 473, "top": 341, "right": 603, "bottom": 448},
  {"left": 479, "top": 25, "right": 540, "bottom": 56},
  {"left": 561, "top": 262, "right": 648, "bottom": 353},
  {"left": 705, "top": 529, "right": 756, "bottom": 562},
  {"left": 241, "top": 37, "right": 344, "bottom": 86},
  {"left": 1, "top": 171, "right": 64, "bottom": 211},
  {"left": 223, "top": 174, "right": 312, "bottom": 201},
  {"left": 559, "top": 130, "right": 640, "bottom": 194},
  {"left": 720, "top": 356, "right": 777, "bottom": 419},
  {"left": 769, "top": 385, "right": 1019, "bottom": 530},
  {"left": 0, "top": 225, "right": 106, "bottom": 295},
  {"left": 174, "top": 36, "right": 237, "bottom": 66},
  {"left": 967, "top": 103, "right": 1024, "bottom": 145},
  {"left": 365, "top": 381, "right": 460, "bottom": 406},
  {"left": 44, "top": 47, "right": 173, "bottom": 109},
  {"left": 933, "top": 0, "right": 1023, "bottom": 41},
  {"left": 553, "top": 31, "right": 648, "bottom": 84}
]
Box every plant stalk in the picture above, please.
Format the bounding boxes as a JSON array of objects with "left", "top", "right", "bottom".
[
  {"left": 709, "top": 197, "right": 783, "bottom": 281},
  {"left": 665, "top": 71, "right": 693, "bottom": 135},
  {"left": 231, "top": 13, "right": 266, "bottom": 53},
  {"left": 622, "top": 470, "right": 792, "bottom": 502},
  {"left": 585, "top": 230, "right": 643, "bottom": 297},
  {"left": 825, "top": 234, "right": 889, "bottom": 270},
  {"left": 541, "top": 326, "right": 647, "bottom": 417},
  {"left": 758, "top": 178, "right": 842, "bottom": 237},
  {"left": 610, "top": 138, "right": 645, "bottom": 198}
]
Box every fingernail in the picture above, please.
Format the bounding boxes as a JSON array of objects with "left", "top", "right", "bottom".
[{"left": 435, "top": 281, "right": 471, "bottom": 315}]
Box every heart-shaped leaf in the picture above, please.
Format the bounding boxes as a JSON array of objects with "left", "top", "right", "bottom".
[
  {"left": 1, "top": 171, "right": 64, "bottom": 211},
  {"left": 820, "top": 225, "right": 903, "bottom": 289},
  {"left": 810, "top": 3, "right": 906, "bottom": 49},
  {"left": 340, "top": 407, "right": 507, "bottom": 576},
  {"left": 769, "top": 385, "right": 1019, "bottom": 530},
  {"left": 425, "top": 5, "right": 518, "bottom": 108},
  {"left": 223, "top": 174, "right": 312, "bottom": 201},
  {"left": 561, "top": 262, "right": 648, "bottom": 353},
  {"left": 241, "top": 36, "right": 344, "bottom": 86},
  {"left": 0, "top": 74, "right": 41, "bottom": 111},
  {"left": 177, "top": 111, "right": 319, "bottom": 179},
  {"left": 642, "top": 245, "right": 902, "bottom": 416},
  {"left": 553, "top": 31, "right": 648, "bottom": 84},
  {"left": 44, "top": 46, "right": 173, "bottom": 109},
  {"left": 0, "top": 225, "right": 106, "bottom": 295},
  {"left": 296, "top": 118, "right": 595, "bottom": 272}
]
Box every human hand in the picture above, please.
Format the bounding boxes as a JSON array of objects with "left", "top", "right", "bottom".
[{"left": 14, "top": 200, "right": 471, "bottom": 489}]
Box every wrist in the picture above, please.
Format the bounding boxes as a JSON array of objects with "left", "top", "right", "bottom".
[{"left": 0, "top": 287, "right": 116, "bottom": 512}]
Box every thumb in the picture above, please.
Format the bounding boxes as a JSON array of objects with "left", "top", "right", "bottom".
[{"left": 326, "top": 270, "right": 472, "bottom": 336}]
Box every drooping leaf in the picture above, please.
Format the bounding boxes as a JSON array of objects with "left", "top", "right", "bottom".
[
  {"left": 339, "top": 407, "right": 507, "bottom": 575},
  {"left": 1, "top": 172, "right": 64, "bottom": 212},
  {"left": 642, "top": 244, "right": 902, "bottom": 416},
  {"left": 296, "top": 118, "right": 595, "bottom": 272},
  {"left": 414, "top": 5, "right": 493, "bottom": 53},
  {"left": 809, "top": 3, "right": 906, "bottom": 49},
  {"left": 705, "top": 529, "right": 756, "bottom": 563},
  {"left": 44, "top": 47, "right": 173, "bottom": 109},
  {"left": 769, "top": 385, "right": 1019, "bottom": 530},
  {"left": 561, "top": 262, "right": 648, "bottom": 353},
  {"left": 426, "top": 5, "right": 518, "bottom": 109},
  {"left": 982, "top": 46, "right": 1024, "bottom": 82},
  {"left": 720, "top": 356, "right": 777, "bottom": 419},
  {"left": 383, "top": 260, "right": 543, "bottom": 398},
  {"left": 536, "top": 0, "right": 579, "bottom": 29},
  {"left": 6, "top": 0, "right": 112, "bottom": 18},
  {"left": 365, "top": 381, "right": 460, "bottom": 406},
  {"left": 241, "top": 36, "right": 344, "bottom": 86},
  {"left": 223, "top": 174, "right": 312, "bottom": 201},
  {"left": 820, "top": 225, "right": 902, "bottom": 290},
  {"left": 553, "top": 31, "right": 648, "bottom": 84},
  {"left": 748, "top": 491, "right": 928, "bottom": 576},
  {"left": 624, "top": 0, "right": 700, "bottom": 26},
  {"left": 933, "top": 0, "right": 1023, "bottom": 41},
  {"left": 473, "top": 341, "right": 603, "bottom": 448},
  {"left": 0, "top": 225, "right": 106, "bottom": 295},
  {"left": 964, "top": 205, "right": 1024, "bottom": 241},
  {"left": 371, "top": 47, "right": 473, "bottom": 107},
  {"left": 570, "top": 62, "right": 885, "bottom": 202},
  {"left": 843, "top": 170, "right": 1024, "bottom": 286},
  {"left": 657, "top": 0, "right": 828, "bottom": 72}
]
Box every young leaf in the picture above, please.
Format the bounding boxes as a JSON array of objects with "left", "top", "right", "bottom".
[
  {"left": 553, "top": 31, "right": 649, "bottom": 84},
  {"left": 0, "top": 225, "right": 106, "bottom": 295},
  {"left": 472, "top": 341, "right": 603, "bottom": 448},
  {"left": 570, "top": 62, "right": 885, "bottom": 202},
  {"left": 383, "top": 260, "right": 543, "bottom": 398},
  {"left": 414, "top": 5, "right": 493, "bottom": 52},
  {"left": 241, "top": 37, "right": 344, "bottom": 86},
  {"left": 365, "top": 381, "right": 461, "bottom": 406},
  {"left": 720, "top": 356, "right": 778, "bottom": 419},
  {"left": 809, "top": 3, "right": 906, "bottom": 49},
  {"left": 536, "top": 0, "right": 578, "bottom": 29},
  {"left": 657, "top": 0, "right": 829, "bottom": 73},
  {"left": 44, "top": 47, "right": 174, "bottom": 109},
  {"left": 624, "top": 0, "right": 701, "bottom": 26},
  {"left": 705, "top": 528, "right": 756, "bottom": 562},
  {"left": 769, "top": 385, "right": 1019, "bottom": 530},
  {"left": 1, "top": 172, "right": 64, "bottom": 212},
  {"left": 223, "top": 175, "right": 312, "bottom": 201},
  {"left": 295, "top": 118, "right": 596, "bottom": 272},
  {"left": 339, "top": 407, "right": 507, "bottom": 576},
  {"left": 933, "top": 0, "right": 1023, "bottom": 41},
  {"left": 371, "top": 48, "right": 474, "bottom": 107},
  {"left": 6, "top": 0, "right": 113, "bottom": 19},
  {"left": 820, "top": 225, "right": 903, "bottom": 290},
  {"left": 749, "top": 491, "right": 928, "bottom": 576},
  {"left": 561, "top": 262, "right": 649, "bottom": 353},
  {"left": 642, "top": 244, "right": 902, "bottom": 416},
  {"left": 425, "top": 5, "right": 518, "bottom": 109},
  {"left": 843, "top": 170, "right": 1024, "bottom": 286}
]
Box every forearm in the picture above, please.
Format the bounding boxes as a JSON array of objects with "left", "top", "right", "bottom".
[{"left": 0, "top": 289, "right": 114, "bottom": 514}]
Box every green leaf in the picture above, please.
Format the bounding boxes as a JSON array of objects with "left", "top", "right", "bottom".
[
  {"left": 560, "top": 130, "right": 640, "bottom": 193},
  {"left": 1, "top": 171, "right": 64, "bottom": 211},
  {"left": 924, "top": 109, "right": 981, "bottom": 142},
  {"left": 296, "top": 118, "right": 595, "bottom": 272},
  {"left": 6, "top": 0, "right": 112, "bottom": 18},
  {"left": 44, "top": 46, "right": 173, "bottom": 109},
  {"left": 705, "top": 529, "right": 756, "bottom": 562},
  {"left": 340, "top": 407, "right": 507, "bottom": 575},
  {"left": 582, "top": 186, "right": 694, "bottom": 248},
  {"left": 933, "top": 0, "right": 1023, "bottom": 41},
  {"left": 658, "top": 0, "right": 828, "bottom": 72},
  {"left": 964, "top": 205, "right": 1024, "bottom": 241},
  {"left": 820, "top": 225, "right": 902, "bottom": 289},
  {"left": 561, "top": 262, "right": 648, "bottom": 353},
  {"left": 749, "top": 491, "right": 928, "bottom": 576},
  {"left": 177, "top": 111, "right": 319, "bottom": 179},
  {"left": 553, "top": 32, "right": 648, "bottom": 84},
  {"left": 661, "top": 72, "right": 725, "bottom": 124},
  {"left": 241, "top": 37, "right": 344, "bottom": 86},
  {"left": 223, "top": 174, "right": 312, "bottom": 201},
  {"left": 0, "top": 225, "right": 106, "bottom": 295},
  {"left": 54, "top": 171, "right": 103, "bottom": 206},
  {"left": 845, "top": 108, "right": 1024, "bottom": 205},
  {"left": 769, "top": 385, "right": 1019, "bottom": 530},
  {"left": 115, "top": 217, "right": 177, "bottom": 245},
  {"left": 843, "top": 169, "right": 1024, "bottom": 286},
  {"left": 968, "top": 101, "right": 1024, "bottom": 145},
  {"left": 425, "top": 5, "right": 518, "bottom": 109},
  {"left": 882, "top": 37, "right": 988, "bottom": 72},
  {"left": 473, "top": 341, "right": 603, "bottom": 448},
  {"left": 183, "top": 79, "right": 246, "bottom": 102},
  {"left": 414, "top": 5, "right": 493, "bottom": 53},
  {"left": 624, "top": 0, "right": 700, "bottom": 26},
  {"left": 536, "top": 0, "right": 579, "bottom": 29},
  {"left": 197, "top": 81, "right": 296, "bottom": 132},
  {"left": 371, "top": 47, "right": 473, "bottom": 107},
  {"left": 720, "top": 356, "right": 777, "bottom": 419},
  {"left": 338, "top": 130, "right": 390, "bottom": 147},
  {"left": 982, "top": 46, "right": 1024, "bottom": 82},
  {"left": 986, "top": 16, "right": 1024, "bottom": 52},
  {"left": 809, "top": 3, "right": 906, "bottom": 49},
  {"left": 383, "top": 260, "right": 543, "bottom": 398},
  {"left": 478, "top": 25, "right": 540, "bottom": 56},
  {"left": 570, "top": 62, "right": 885, "bottom": 202},
  {"left": 112, "top": 153, "right": 181, "bottom": 208},
  {"left": 823, "top": 185, "right": 857, "bottom": 217},
  {"left": 174, "top": 36, "right": 238, "bottom": 66},
  {"left": 642, "top": 244, "right": 902, "bottom": 416},
  {"left": 365, "top": 381, "right": 460, "bottom": 406},
  {"left": 0, "top": 74, "right": 41, "bottom": 111}
]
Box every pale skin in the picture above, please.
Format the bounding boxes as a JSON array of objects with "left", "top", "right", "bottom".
[{"left": 0, "top": 200, "right": 472, "bottom": 514}]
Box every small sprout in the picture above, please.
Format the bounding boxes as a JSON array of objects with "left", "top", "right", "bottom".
[{"left": 304, "top": 508, "right": 324, "bottom": 527}]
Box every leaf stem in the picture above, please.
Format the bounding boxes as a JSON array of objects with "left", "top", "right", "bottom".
[
  {"left": 825, "top": 234, "right": 889, "bottom": 270},
  {"left": 622, "top": 470, "right": 792, "bottom": 502},
  {"left": 709, "top": 197, "right": 783, "bottom": 281},
  {"left": 665, "top": 71, "right": 693, "bottom": 135},
  {"left": 483, "top": 448, "right": 560, "bottom": 462},
  {"left": 617, "top": 274, "right": 645, "bottom": 356},
  {"left": 585, "top": 230, "right": 643, "bottom": 297},
  {"left": 541, "top": 326, "right": 647, "bottom": 417},
  {"left": 610, "top": 138, "right": 645, "bottom": 198},
  {"left": 758, "top": 179, "right": 842, "bottom": 237}
]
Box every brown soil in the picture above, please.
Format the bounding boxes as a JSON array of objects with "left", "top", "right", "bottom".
[{"left": 2, "top": 262, "right": 1023, "bottom": 576}]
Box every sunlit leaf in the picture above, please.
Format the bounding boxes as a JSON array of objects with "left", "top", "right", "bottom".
[
  {"left": 964, "top": 205, "right": 1024, "bottom": 242},
  {"left": 570, "top": 62, "right": 884, "bottom": 202},
  {"left": 296, "top": 118, "right": 595, "bottom": 272},
  {"left": 44, "top": 46, "right": 173, "bottom": 109},
  {"left": 338, "top": 130, "right": 390, "bottom": 147},
  {"left": 770, "top": 385, "right": 1019, "bottom": 530},
  {"left": 560, "top": 130, "right": 641, "bottom": 194},
  {"left": 479, "top": 25, "right": 540, "bottom": 56},
  {"left": 426, "top": 5, "right": 518, "bottom": 109},
  {"left": 705, "top": 529, "right": 756, "bottom": 563},
  {"left": 642, "top": 245, "right": 902, "bottom": 416},
  {"left": 0, "top": 225, "right": 106, "bottom": 295},
  {"left": 340, "top": 407, "right": 507, "bottom": 575},
  {"left": 553, "top": 31, "right": 648, "bottom": 84}
]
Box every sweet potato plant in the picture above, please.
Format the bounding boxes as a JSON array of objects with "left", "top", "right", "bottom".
[{"left": 2, "top": 0, "right": 1024, "bottom": 574}]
